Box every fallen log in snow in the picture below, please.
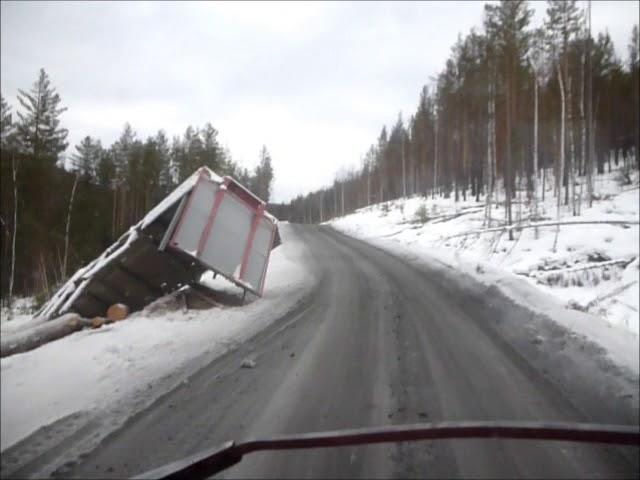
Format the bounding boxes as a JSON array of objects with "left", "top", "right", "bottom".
[
  {"left": 0, "top": 313, "right": 91, "bottom": 358},
  {"left": 585, "top": 281, "right": 639, "bottom": 311},
  {"left": 440, "top": 219, "right": 640, "bottom": 241},
  {"left": 0, "top": 303, "right": 134, "bottom": 358},
  {"left": 525, "top": 258, "right": 634, "bottom": 288},
  {"left": 522, "top": 258, "right": 635, "bottom": 278}
]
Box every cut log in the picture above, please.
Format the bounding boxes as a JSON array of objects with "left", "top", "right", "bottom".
[
  {"left": 527, "top": 258, "right": 633, "bottom": 278},
  {"left": 0, "top": 313, "right": 86, "bottom": 358},
  {"left": 107, "top": 303, "right": 129, "bottom": 321}
]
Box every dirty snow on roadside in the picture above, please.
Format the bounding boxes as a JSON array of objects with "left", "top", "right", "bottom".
[
  {"left": 1, "top": 223, "right": 314, "bottom": 454},
  {"left": 330, "top": 167, "right": 639, "bottom": 372}
]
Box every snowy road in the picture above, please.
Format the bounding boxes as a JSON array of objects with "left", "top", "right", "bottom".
[{"left": 59, "top": 225, "right": 637, "bottom": 478}]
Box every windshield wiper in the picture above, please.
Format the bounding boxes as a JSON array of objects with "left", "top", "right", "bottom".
[{"left": 134, "top": 420, "right": 640, "bottom": 480}]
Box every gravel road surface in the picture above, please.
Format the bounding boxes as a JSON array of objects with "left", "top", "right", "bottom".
[{"left": 48, "top": 225, "right": 640, "bottom": 478}]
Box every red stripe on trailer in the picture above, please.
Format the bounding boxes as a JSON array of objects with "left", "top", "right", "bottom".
[
  {"left": 196, "top": 178, "right": 230, "bottom": 258},
  {"left": 239, "top": 204, "right": 265, "bottom": 283},
  {"left": 169, "top": 170, "right": 206, "bottom": 248},
  {"left": 258, "top": 222, "right": 276, "bottom": 295}
]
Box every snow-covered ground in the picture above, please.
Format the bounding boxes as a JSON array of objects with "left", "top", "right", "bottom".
[
  {"left": 0, "top": 297, "right": 40, "bottom": 334},
  {"left": 0, "top": 222, "right": 315, "bottom": 453},
  {"left": 330, "top": 167, "right": 639, "bottom": 372}
]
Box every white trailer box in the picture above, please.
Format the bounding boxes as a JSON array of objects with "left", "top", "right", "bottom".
[{"left": 37, "top": 167, "right": 279, "bottom": 320}]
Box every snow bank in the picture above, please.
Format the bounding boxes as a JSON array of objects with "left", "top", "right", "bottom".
[
  {"left": 330, "top": 167, "right": 639, "bottom": 371},
  {"left": 1, "top": 298, "right": 40, "bottom": 333},
  {"left": 0, "top": 223, "right": 314, "bottom": 451}
]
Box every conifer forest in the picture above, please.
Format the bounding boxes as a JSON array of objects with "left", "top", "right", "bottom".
[{"left": 1, "top": 0, "right": 639, "bottom": 307}]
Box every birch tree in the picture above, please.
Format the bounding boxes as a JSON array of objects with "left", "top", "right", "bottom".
[{"left": 61, "top": 172, "right": 79, "bottom": 281}]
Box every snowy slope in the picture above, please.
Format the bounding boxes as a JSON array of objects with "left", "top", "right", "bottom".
[
  {"left": 330, "top": 167, "right": 639, "bottom": 371},
  {"left": 1, "top": 223, "right": 315, "bottom": 453}
]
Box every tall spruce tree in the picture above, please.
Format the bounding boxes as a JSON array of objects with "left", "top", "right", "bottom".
[
  {"left": 16, "top": 68, "right": 68, "bottom": 166},
  {"left": 71, "top": 136, "right": 102, "bottom": 180}
]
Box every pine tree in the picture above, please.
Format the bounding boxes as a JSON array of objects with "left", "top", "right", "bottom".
[
  {"left": 126, "top": 138, "right": 145, "bottom": 222},
  {"left": 376, "top": 127, "right": 388, "bottom": 202},
  {"left": 545, "top": 0, "right": 581, "bottom": 248},
  {"left": 411, "top": 86, "right": 433, "bottom": 196},
  {"left": 71, "top": 136, "right": 102, "bottom": 180},
  {"left": 16, "top": 68, "right": 68, "bottom": 165},
  {"left": 629, "top": 24, "right": 639, "bottom": 166},
  {"left": 585, "top": 1, "right": 594, "bottom": 207},
  {"left": 139, "top": 137, "right": 160, "bottom": 211},
  {"left": 235, "top": 166, "right": 251, "bottom": 187},
  {"left": 485, "top": 0, "right": 533, "bottom": 238},
  {"left": 96, "top": 148, "right": 115, "bottom": 190},
  {"left": 110, "top": 123, "right": 137, "bottom": 235},
  {"left": 545, "top": 0, "right": 582, "bottom": 201},
  {"left": 0, "top": 94, "right": 17, "bottom": 308},
  {"left": 590, "top": 32, "right": 616, "bottom": 173},
  {"left": 113, "top": 123, "right": 136, "bottom": 183},
  {"left": 201, "top": 123, "right": 222, "bottom": 173},
  {"left": 155, "top": 130, "right": 173, "bottom": 195},
  {"left": 176, "top": 126, "right": 203, "bottom": 181},
  {"left": 388, "top": 113, "right": 405, "bottom": 199},
  {"left": 252, "top": 146, "right": 274, "bottom": 202},
  {"left": 1, "top": 95, "right": 13, "bottom": 150},
  {"left": 528, "top": 27, "right": 551, "bottom": 231},
  {"left": 11, "top": 70, "right": 69, "bottom": 296}
]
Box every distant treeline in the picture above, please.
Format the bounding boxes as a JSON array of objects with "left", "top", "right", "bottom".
[
  {"left": 282, "top": 1, "right": 639, "bottom": 224},
  {"left": 0, "top": 70, "right": 273, "bottom": 304}
]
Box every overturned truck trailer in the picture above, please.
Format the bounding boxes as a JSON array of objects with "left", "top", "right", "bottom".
[{"left": 37, "top": 167, "right": 280, "bottom": 321}]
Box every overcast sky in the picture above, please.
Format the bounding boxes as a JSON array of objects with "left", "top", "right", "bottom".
[{"left": 1, "top": 1, "right": 638, "bottom": 202}]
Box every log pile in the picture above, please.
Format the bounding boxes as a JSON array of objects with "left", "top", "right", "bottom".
[
  {"left": 1, "top": 303, "right": 130, "bottom": 358},
  {"left": 1, "top": 313, "right": 85, "bottom": 358},
  {"left": 106, "top": 303, "right": 129, "bottom": 322}
]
